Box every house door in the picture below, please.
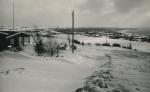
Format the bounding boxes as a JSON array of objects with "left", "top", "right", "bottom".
[{"left": 19, "top": 37, "right": 24, "bottom": 47}]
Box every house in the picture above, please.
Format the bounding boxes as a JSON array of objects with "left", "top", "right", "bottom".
[{"left": 0, "top": 31, "right": 31, "bottom": 51}]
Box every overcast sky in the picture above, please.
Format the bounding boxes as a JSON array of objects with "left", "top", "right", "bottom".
[{"left": 0, "top": 0, "right": 150, "bottom": 28}]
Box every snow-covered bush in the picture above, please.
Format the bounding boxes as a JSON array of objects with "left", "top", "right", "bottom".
[
  {"left": 122, "top": 43, "right": 132, "bottom": 50},
  {"left": 58, "top": 43, "right": 67, "bottom": 50},
  {"left": 45, "top": 40, "right": 59, "bottom": 56}
]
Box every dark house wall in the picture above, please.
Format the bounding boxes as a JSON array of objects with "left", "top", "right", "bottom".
[
  {"left": 8, "top": 37, "right": 19, "bottom": 47},
  {"left": 0, "top": 35, "right": 7, "bottom": 51}
]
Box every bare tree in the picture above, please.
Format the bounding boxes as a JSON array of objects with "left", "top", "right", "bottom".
[
  {"left": 34, "top": 33, "right": 45, "bottom": 56},
  {"left": 34, "top": 39, "right": 45, "bottom": 56}
]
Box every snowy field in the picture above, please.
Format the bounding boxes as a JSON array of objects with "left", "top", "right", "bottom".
[
  {"left": 56, "top": 34, "right": 150, "bottom": 53},
  {"left": 0, "top": 34, "right": 150, "bottom": 92}
]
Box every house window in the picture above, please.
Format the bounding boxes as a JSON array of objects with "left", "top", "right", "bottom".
[
  {"left": 10, "top": 38, "right": 14, "bottom": 44},
  {"left": 24, "top": 37, "right": 28, "bottom": 43},
  {"left": 19, "top": 37, "right": 23, "bottom": 46}
]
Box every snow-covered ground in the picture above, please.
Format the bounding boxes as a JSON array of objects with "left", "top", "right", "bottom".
[
  {"left": 0, "top": 34, "right": 150, "bottom": 92},
  {"left": 56, "top": 34, "right": 150, "bottom": 53}
]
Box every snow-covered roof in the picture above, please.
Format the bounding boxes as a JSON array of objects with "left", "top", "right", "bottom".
[
  {"left": 6, "top": 32, "right": 30, "bottom": 39},
  {"left": 0, "top": 32, "right": 8, "bottom": 35}
]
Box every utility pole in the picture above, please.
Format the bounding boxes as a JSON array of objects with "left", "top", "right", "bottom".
[
  {"left": 13, "top": 0, "right": 15, "bottom": 32},
  {"left": 72, "top": 10, "right": 74, "bottom": 53},
  {"left": 106, "top": 33, "right": 107, "bottom": 44}
]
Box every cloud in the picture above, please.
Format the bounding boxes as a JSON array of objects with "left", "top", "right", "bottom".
[
  {"left": 112, "top": 0, "right": 148, "bottom": 13},
  {"left": 0, "top": 0, "right": 75, "bottom": 27},
  {"left": 0, "top": 0, "right": 150, "bottom": 28},
  {"left": 77, "top": 0, "right": 106, "bottom": 12}
]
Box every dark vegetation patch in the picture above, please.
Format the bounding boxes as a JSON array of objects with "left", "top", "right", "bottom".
[
  {"left": 95, "top": 43, "right": 101, "bottom": 46},
  {"left": 102, "top": 43, "right": 111, "bottom": 47},
  {"left": 112, "top": 43, "right": 121, "bottom": 47}
]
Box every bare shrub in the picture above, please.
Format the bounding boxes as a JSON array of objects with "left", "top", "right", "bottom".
[{"left": 34, "top": 40, "right": 45, "bottom": 56}]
